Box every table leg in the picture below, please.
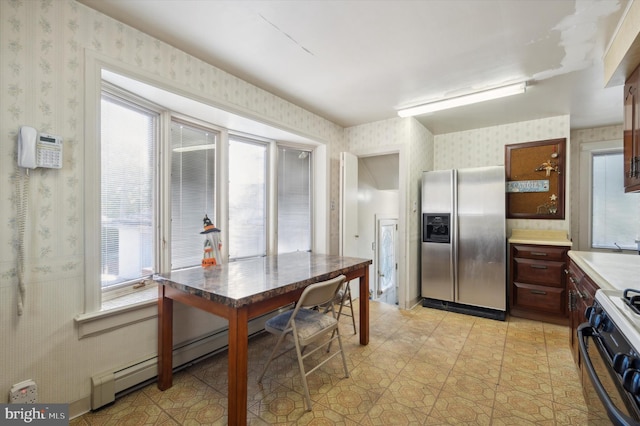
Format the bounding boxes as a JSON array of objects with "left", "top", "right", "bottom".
[
  {"left": 157, "top": 286, "right": 173, "bottom": 390},
  {"left": 228, "top": 306, "right": 249, "bottom": 425},
  {"left": 359, "top": 266, "right": 369, "bottom": 345}
]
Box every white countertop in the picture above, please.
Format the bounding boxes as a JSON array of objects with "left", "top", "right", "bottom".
[
  {"left": 508, "top": 229, "right": 573, "bottom": 247},
  {"left": 568, "top": 250, "right": 640, "bottom": 291}
]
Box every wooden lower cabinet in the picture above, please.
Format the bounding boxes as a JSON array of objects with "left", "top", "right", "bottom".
[
  {"left": 567, "top": 258, "right": 599, "bottom": 368},
  {"left": 509, "top": 243, "right": 570, "bottom": 325}
]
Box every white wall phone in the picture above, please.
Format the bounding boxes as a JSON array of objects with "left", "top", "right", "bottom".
[
  {"left": 18, "top": 125, "right": 63, "bottom": 169},
  {"left": 14, "top": 125, "right": 63, "bottom": 316}
]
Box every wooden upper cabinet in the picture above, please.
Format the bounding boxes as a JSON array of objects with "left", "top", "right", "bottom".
[{"left": 624, "top": 66, "right": 640, "bottom": 192}]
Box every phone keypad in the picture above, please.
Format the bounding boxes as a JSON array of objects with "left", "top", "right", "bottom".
[{"left": 37, "top": 146, "right": 62, "bottom": 168}]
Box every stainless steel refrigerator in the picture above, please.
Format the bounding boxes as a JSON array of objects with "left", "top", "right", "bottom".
[{"left": 421, "top": 166, "right": 506, "bottom": 320}]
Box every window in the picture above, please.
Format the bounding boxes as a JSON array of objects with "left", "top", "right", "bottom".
[
  {"left": 278, "top": 146, "right": 311, "bottom": 253},
  {"left": 97, "top": 88, "right": 314, "bottom": 298},
  {"left": 100, "top": 93, "right": 158, "bottom": 290},
  {"left": 85, "top": 64, "right": 322, "bottom": 320},
  {"left": 228, "top": 137, "right": 267, "bottom": 260},
  {"left": 592, "top": 151, "right": 640, "bottom": 250},
  {"left": 171, "top": 121, "right": 218, "bottom": 269}
]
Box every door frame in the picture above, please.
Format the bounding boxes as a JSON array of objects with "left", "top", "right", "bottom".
[{"left": 341, "top": 145, "right": 408, "bottom": 309}]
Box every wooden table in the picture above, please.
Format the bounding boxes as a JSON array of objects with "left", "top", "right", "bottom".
[{"left": 156, "top": 252, "right": 372, "bottom": 425}]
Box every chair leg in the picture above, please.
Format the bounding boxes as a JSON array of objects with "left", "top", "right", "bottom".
[
  {"left": 293, "top": 334, "right": 313, "bottom": 411},
  {"left": 335, "top": 327, "right": 350, "bottom": 378},
  {"left": 327, "top": 283, "right": 357, "bottom": 353},
  {"left": 257, "top": 331, "right": 288, "bottom": 383},
  {"left": 344, "top": 282, "right": 356, "bottom": 335}
]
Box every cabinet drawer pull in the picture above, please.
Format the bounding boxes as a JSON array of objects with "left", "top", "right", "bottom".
[
  {"left": 568, "top": 290, "right": 576, "bottom": 310},
  {"left": 530, "top": 264, "right": 548, "bottom": 269},
  {"left": 530, "top": 289, "right": 547, "bottom": 295},
  {"left": 530, "top": 252, "right": 548, "bottom": 256}
]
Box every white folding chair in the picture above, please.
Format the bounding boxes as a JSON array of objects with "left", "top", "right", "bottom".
[{"left": 257, "top": 275, "right": 350, "bottom": 411}]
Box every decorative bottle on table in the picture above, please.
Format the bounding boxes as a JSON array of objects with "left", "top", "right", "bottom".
[{"left": 201, "top": 214, "right": 221, "bottom": 267}]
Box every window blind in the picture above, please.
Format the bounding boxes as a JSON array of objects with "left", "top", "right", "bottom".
[
  {"left": 100, "top": 95, "right": 157, "bottom": 288},
  {"left": 170, "top": 121, "right": 217, "bottom": 269},
  {"left": 592, "top": 152, "right": 640, "bottom": 249},
  {"left": 228, "top": 138, "right": 266, "bottom": 259},
  {"left": 278, "top": 147, "right": 311, "bottom": 253}
]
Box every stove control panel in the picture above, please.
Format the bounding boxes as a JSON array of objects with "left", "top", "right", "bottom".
[{"left": 587, "top": 300, "right": 640, "bottom": 397}]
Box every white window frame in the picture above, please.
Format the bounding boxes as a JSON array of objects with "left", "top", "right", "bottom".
[
  {"left": 228, "top": 134, "right": 270, "bottom": 261},
  {"left": 99, "top": 86, "right": 163, "bottom": 298},
  {"left": 276, "top": 143, "right": 314, "bottom": 254},
  {"left": 77, "top": 52, "right": 328, "bottom": 337}
]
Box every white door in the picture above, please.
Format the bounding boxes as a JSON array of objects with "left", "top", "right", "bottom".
[
  {"left": 340, "top": 152, "right": 360, "bottom": 298},
  {"left": 340, "top": 152, "right": 359, "bottom": 257},
  {"left": 376, "top": 218, "right": 398, "bottom": 305}
]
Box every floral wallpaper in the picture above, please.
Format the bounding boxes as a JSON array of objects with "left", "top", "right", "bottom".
[
  {"left": 0, "top": 0, "right": 344, "bottom": 410},
  {"left": 2, "top": 0, "right": 83, "bottom": 285},
  {"left": 345, "top": 117, "right": 433, "bottom": 305},
  {"left": 0, "top": 0, "right": 611, "bottom": 414},
  {"left": 434, "top": 115, "right": 571, "bottom": 235}
]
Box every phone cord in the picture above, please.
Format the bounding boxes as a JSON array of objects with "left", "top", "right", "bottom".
[{"left": 16, "top": 168, "right": 29, "bottom": 316}]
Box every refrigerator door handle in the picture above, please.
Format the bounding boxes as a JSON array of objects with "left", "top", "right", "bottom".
[{"left": 451, "top": 170, "right": 458, "bottom": 300}]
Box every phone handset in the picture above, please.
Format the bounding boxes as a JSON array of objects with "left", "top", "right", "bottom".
[
  {"left": 17, "top": 125, "right": 63, "bottom": 169},
  {"left": 18, "top": 126, "right": 38, "bottom": 169}
]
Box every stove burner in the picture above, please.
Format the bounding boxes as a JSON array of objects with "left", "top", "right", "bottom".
[{"left": 623, "top": 289, "right": 640, "bottom": 315}]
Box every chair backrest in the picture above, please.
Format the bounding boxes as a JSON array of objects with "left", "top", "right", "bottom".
[{"left": 298, "top": 275, "right": 346, "bottom": 309}]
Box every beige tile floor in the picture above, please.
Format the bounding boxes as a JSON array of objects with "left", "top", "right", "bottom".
[{"left": 70, "top": 301, "right": 597, "bottom": 425}]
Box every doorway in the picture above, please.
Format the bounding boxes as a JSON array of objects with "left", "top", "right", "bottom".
[
  {"left": 357, "top": 153, "right": 400, "bottom": 306},
  {"left": 340, "top": 152, "right": 400, "bottom": 307}
]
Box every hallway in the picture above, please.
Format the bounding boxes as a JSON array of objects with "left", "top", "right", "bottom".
[{"left": 71, "top": 301, "right": 593, "bottom": 425}]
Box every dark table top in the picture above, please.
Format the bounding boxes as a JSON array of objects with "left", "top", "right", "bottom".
[{"left": 155, "top": 252, "right": 372, "bottom": 308}]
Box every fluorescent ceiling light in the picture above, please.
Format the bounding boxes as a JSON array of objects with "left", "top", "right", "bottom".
[
  {"left": 173, "top": 144, "right": 215, "bottom": 153},
  {"left": 397, "top": 82, "right": 527, "bottom": 117}
]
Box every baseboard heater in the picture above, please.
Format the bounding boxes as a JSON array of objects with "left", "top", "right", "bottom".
[
  {"left": 90, "top": 310, "right": 278, "bottom": 410},
  {"left": 422, "top": 298, "right": 506, "bottom": 321}
]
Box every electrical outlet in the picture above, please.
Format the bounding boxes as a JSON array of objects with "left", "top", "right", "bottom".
[{"left": 9, "top": 380, "right": 37, "bottom": 404}]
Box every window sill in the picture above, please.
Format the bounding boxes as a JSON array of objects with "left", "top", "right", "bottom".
[{"left": 75, "top": 285, "right": 159, "bottom": 339}]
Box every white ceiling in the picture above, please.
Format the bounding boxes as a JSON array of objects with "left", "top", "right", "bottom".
[{"left": 78, "top": 0, "right": 630, "bottom": 135}]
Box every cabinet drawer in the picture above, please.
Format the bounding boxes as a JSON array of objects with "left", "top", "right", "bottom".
[
  {"left": 512, "top": 244, "right": 567, "bottom": 261},
  {"left": 568, "top": 261, "right": 585, "bottom": 286},
  {"left": 567, "top": 260, "right": 599, "bottom": 306},
  {"left": 513, "top": 258, "right": 565, "bottom": 287},
  {"left": 513, "top": 282, "right": 565, "bottom": 314}
]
